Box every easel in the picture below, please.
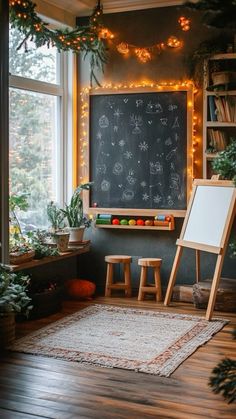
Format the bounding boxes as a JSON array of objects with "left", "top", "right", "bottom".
[{"left": 164, "top": 179, "right": 236, "bottom": 320}]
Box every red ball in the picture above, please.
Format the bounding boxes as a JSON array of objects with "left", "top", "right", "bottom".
[
  {"left": 137, "top": 219, "right": 145, "bottom": 226},
  {"left": 65, "top": 279, "right": 96, "bottom": 300},
  {"left": 112, "top": 218, "right": 120, "bottom": 225}
]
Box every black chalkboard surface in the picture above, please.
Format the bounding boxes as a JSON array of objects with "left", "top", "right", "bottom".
[{"left": 89, "top": 90, "right": 188, "bottom": 211}]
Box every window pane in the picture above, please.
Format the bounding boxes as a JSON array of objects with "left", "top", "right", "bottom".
[
  {"left": 9, "top": 26, "right": 59, "bottom": 84},
  {"left": 9, "top": 88, "right": 60, "bottom": 229}
]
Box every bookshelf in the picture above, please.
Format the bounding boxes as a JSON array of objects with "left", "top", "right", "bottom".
[{"left": 203, "top": 53, "right": 236, "bottom": 178}]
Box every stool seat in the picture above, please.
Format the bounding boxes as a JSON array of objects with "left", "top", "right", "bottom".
[
  {"left": 105, "top": 255, "right": 132, "bottom": 264},
  {"left": 105, "top": 255, "right": 132, "bottom": 297},
  {"left": 138, "top": 257, "right": 162, "bottom": 302},
  {"left": 138, "top": 258, "right": 162, "bottom": 267}
]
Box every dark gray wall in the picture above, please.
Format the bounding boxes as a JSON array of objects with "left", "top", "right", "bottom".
[{"left": 78, "top": 5, "right": 235, "bottom": 295}]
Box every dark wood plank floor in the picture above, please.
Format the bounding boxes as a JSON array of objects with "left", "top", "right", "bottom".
[{"left": 0, "top": 297, "right": 235, "bottom": 418}]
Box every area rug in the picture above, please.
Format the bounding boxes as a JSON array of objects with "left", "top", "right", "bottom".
[{"left": 9, "top": 304, "right": 228, "bottom": 377}]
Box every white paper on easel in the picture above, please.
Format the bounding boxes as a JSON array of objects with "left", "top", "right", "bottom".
[{"left": 182, "top": 185, "right": 234, "bottom": 247}]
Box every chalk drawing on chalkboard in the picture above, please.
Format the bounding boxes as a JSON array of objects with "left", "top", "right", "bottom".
[
  {"left": 160, "top": 118, "right": 168, "bottom": 126},
  {"left": 101, "top": 151, "right": 110, "bottom": 157},
  {"left": 122, "top": 189, "right": 134, "bottom": 201},
  {"left": 174, "top": 133, "right": 179, "bottom": 142},
  {"left": 166, "top": 147, "right": 177, "bottom": 161},
  {"left": 153, "top": 194, "right": 163, "bottom": 204},
  {"left": 148, "top": 120, "right": 153, "bottom": 125},
  {"left": 114, "top": 108, "right": 123, "bottom": 118},
  {"left": 165, "top": 137, "right": 172, "bottom": 146},
  {"left": 114, "top": 126, "right": 118, "bottom": 132},
  {"left": 156, "top": 138, "right": 161, "bottom": 143},
  {"left": 167, "top": 196, "right": 174, "bottom": 207},
  {"left": 101, "top": 180, "right": 110, "bottom": 192},
  {"left": 139, "top": 141, "right": 148, "bottom": 151},
  {"left": 168, "top": 104, "right": 178, "bottom": 111},
  {"left": 170, "top": 162, "right": 175, "bottom": 171},
  {"left": 123, "top": 98, "right": 129, "bottom": 103},
  {"left": 130, "top": 114, "right": 143, "bottom": 134},
  {"left": 170, "top": 173, "right": 180, "bottom": 191},
  {"left": 172, "top": 116, "right": 180, "bottom": 128},
  {"left": 97, "top": 131, "right": 102, "bottom": 139},
  {"left": 146, "top": 102, "right": 163, "bottom": 114},
  {"left": 96, "top": 164, "right": 106, "bottom": 175},
  {"left": 113, "top": 162, "right": 123, "bottom": 175},
  {"left": 150, "top": 162, "right": 163, "bottom": 175},
  {"left": 140, "top": 181, "right": 147, "bottom": 188},
  {"left": 142, "top": 193, "right": 149, "bottom": 201},
  {"left": 119, "top": 139, "right": 126, "bottom": 147},
  {"left": 136, "top": 99, "right": 143, "bottom": 107},
  {"left": 99, "top": 115, "right": 109, "bottom": 128},
  {"left": 127, "top": 169, "right": 137, "bottom": 185},
  {"left": 123, "top": 151, "right": 133, "bottom": 159}
]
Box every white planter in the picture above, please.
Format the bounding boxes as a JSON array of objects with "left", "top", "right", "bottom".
[{"left": 69, "top": 226, "right": 85, "bottom": 243}]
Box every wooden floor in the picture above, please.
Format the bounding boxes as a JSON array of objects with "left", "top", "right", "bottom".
[{"left": 0, "top": 297, "right": 236, "bottom": 419}]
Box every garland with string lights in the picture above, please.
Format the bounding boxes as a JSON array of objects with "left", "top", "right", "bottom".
[{"left": 9, "top": 0, "right": 108, "bottom": 86}]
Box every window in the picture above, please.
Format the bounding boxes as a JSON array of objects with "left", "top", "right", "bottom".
[{"left": 9, "top": 25, "right": 67, "bottom": 230}]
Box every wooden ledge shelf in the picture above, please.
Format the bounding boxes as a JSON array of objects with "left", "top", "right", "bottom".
[
  {"left": 7, "top": 242, "right": 90, "bottom": 272},
  {"left": 95, "top": 224, "right": 174, "bottom": 231}
]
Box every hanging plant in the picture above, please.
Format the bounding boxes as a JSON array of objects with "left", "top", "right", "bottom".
[
  {"left": 184, "top": 0, "right": 236, "bottom": 30},
  {"left": 9, "top": 0, "right": 108, "bottom": 86}
]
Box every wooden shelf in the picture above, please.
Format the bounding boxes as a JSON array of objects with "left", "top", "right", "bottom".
[
  {"left": 206, "top": 122, "right": 236, "bottom": 127},
  {"left": 206, "top": 90, "right": 236, "bottom": 96},
  {"left": 6, "top": 243, "right": 90, "bottom": 272},
  {"left": 209, "top": 53, "right": 236, "bottom": 60},
  {"left": 95, "top": 224, "right": 174, "bottom": 231}
]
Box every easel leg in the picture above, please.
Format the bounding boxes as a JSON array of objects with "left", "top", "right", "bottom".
[
  {"left": 164, "top": 245, "right": 183, "bottom": 306},
  {"left": 206, "top": 253, "right": 224, "bottom": 320}
]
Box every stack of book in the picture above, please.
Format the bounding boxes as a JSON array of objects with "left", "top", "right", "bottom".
[
  {"left": 96, "top": 214, "right": 112, "bottom": 225},
  {"left": 207, "top": 129, "right": 228, "bottom": 152},
  {"left": 208, "top": 95, "right": 236, "bottom": 123}
]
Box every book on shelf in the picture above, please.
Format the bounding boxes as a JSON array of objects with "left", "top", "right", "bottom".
[
  {"left": 209, "top": 96, "right": 236, "bottom": 122},
  {"left": 207, "top": 129, "right": 228, "bottom": 151}
]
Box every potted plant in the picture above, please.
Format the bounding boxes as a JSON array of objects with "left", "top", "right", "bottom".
[
  {"left": 9, "top": 194, "right": 35, "bottom": 264},
  {"left": 61, "top": 182, "right": 93, "bottom": 243},
  {"left": 0, "top": 268, "right": 32, "bottom": 348}
]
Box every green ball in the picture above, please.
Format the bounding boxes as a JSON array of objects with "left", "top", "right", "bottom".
[{"left": 120, "top": 219, "right": 128, "bottom": 225}]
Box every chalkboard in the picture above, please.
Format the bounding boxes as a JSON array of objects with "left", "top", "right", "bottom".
[{"left": 89, "top": 89, "right": 191, "bottom": 213}]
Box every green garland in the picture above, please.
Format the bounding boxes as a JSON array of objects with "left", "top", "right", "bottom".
[{"left": 9, "top": 0, "right": 108, "bottom": 86}]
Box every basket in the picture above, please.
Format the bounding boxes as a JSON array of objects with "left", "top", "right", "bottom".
[
  {"left": 0, "top": 313, "right": 15, "bottom": 349},
  {"left": 10, "top": 249, "right": 35, "bottom": 265},
  {"left": 211, "top": 71, "right": 236, "bottom": 86}
]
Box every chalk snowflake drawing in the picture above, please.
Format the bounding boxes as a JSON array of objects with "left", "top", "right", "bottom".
[
  {"left": 153, "top": 194, "right": 162, "bottom": 204},
  {"left": 139, "top": 141, "right": 148, "bottom": 151},
  {"left": 150, "top": 162, "right": 163, "bottom": 175},
  {"left": 146, "top": 102, "right": 163, "bottom": 114},
  {"left": 136, "top": 99, "right": 143, "bottom": 108},
  {"left": 119, "top": 139, "right": 126, "bottom": 147},
  {"left": 160, "top": 118, "right": 168, "bottom": 126},
  {"left": 166, "top": 147, "right": 177, "bottom": 161},
  {"left": 96, "top": 164, "right": 106, "bottom": 175},
  {"left": 140, "top": 181, "right": 147, "bottom": 188},
  {"left": 170, "top": 173, "right": 180, "bottom": 190},
  {"left": 114, "top": 108, "right": 123, "bottom": 118},
  {"left": 172, "top": 116, "right": 179, "bottom": 128},
  {"left": 124, "top": 151, "right": 133, "bottom": 159},
  {"left": 130, "top": 114, "right": 143, "bottom": 134},
  {"left": 168, "top": 104, "right": 178, "bottom": 111},
  {"left": 101, "top": 180, "right": 110, "bottom": 192},
  {"left": 167, "top": 195, "right": 174, "bottom": 207},
  {"left": 113, "top": 162, "right": 123, "bottom": 175},
  {"left": 142, "top": 193, "right": 149, "bottom": 201},
  {"left": 114, "top": 126, "right": 118, "bottom": 132},
  {"left": 96, "top": 131, "right": 102, "bottom": 140},
  {"left": 165, "top": 137, "right": 172, "bottom": 146},
  {"left": 99, "top": 115, "right": 109, "bottom": 128},
  {"left": 122, "top": 189, "right": 134, "bottom": 201}
]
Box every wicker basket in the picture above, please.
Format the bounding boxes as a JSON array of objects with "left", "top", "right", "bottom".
[
  {"left": 10, "top": 249, "right": 35, "bottom": 265},
  {"left": 212, "top": 71, "right": 236, "bottom": 86}
]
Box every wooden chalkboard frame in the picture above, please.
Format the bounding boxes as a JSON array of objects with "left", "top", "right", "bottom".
[
  {"left": 82, "top": 86, "right": 194, "bottom": 217},
  {"left": 164, "top": 179, "right": 236, "bottom": 320}
]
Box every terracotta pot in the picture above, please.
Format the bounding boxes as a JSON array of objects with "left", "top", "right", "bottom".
[
  {"left": 9, "top": 249, "right": 35, "bottom": 265},
  {"left": 54, "top": 232, "right": 70, "bottom": 252}
]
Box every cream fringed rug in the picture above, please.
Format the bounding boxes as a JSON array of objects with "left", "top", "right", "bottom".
[{"left": 10, "top": 305, "right": 228, "bottom": 377}]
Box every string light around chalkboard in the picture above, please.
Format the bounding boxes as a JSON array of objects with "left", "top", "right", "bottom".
[{"left": 79, "top": 81, "right": 198, "bottom": 183}]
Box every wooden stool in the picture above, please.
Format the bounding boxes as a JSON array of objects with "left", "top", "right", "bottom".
[
  {"left": 138, "top": 258, "right": 162, "bottom": 301},
  {"left": 105, "top": 255, "right": 132, "bottom": 297}
]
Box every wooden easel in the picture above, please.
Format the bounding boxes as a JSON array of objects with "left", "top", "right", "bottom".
[{"left": 164, "top": 179, "right": 236, "bottom": 320}]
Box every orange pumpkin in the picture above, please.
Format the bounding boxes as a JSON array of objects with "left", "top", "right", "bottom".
[{"left": 65, "top": 279, "right": 96, "bottom": 300}]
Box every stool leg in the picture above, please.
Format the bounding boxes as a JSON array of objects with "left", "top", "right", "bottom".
[
  {"left": 138, "top": 266, "right": 147, "bottom": 301},
  {"left": 105, "top": 263, "right": 113, "bottom": 297},
  {"left": 154, "top": 267, "right": 162, "bottom": 302},
  {"left": 124, "top": 262, "right": 132, "bottom": 297}
]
